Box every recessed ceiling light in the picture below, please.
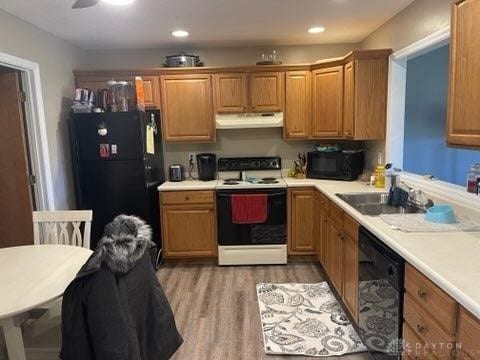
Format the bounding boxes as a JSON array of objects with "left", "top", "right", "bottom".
[
  {"left": 100, "top": 0, "right": 134, "bottom": 5},
  {"left": 172, "top": 30, "right": 189, "bottom": 38},
  {"left": 308, "top": 26, "right": 325, "bottom": 34}
]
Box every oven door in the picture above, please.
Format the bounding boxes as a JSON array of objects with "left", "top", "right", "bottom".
[
  {"left": 216, "top": 189, "right": 286, "bottom": 246},
  {"left": 306, "top": 152, "right": 344, "bottom": 179}
]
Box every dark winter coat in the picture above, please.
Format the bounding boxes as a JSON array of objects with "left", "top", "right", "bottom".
[{"left": 60, "top": 215, "right": 182, "bottom": 360}]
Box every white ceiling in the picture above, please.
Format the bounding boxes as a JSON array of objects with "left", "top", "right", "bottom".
[{"left": 0, "top": 0, "right": 415, "bottom": 50}]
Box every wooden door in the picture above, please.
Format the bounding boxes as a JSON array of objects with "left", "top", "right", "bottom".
[
  {"left": 0, "top": 70, "right": 34, "bottom": 248},
  {"left": 311, "top": 66, "right": 344, "bottom": 138},
  {"left": 343, "top": 61, "right": 355, "bottom": 139},
  {"left": 328, "top": 222, "right": 344, "bottom": 296},
  {"left": 320, "top": 210, "right": 330, "bottom": 272},
  {"left": 249, "top": 72, "right": 284, "bottom": 112},
  {"left": 214, "top": 73, "right": 247, "bottom": 113},
  {"left": 456, "top": 307, "right": 480, "bottom": 359},
  {"left": 288, "top": 188, "right": 315, "bottom": 254},
  {"left": 447, "top": 0, "right": 480, "bottom": 147},
  {"left": 161, "top": 204, "right": 216, "bottom": 257},
  {"left": 343, "top": 234, "right": 358, "bottom": 321},
  {"left": 160, "top": 74, "right": 215, "bottom": 142},
  {"left": 141, "top": 76, "right": 160, "bottom": 109},
  {"left": 284, "top": 71, "right": 311, "bottom": 139},
  {"left": 313, "top": 191, "right": 322, "bottom": 262}
]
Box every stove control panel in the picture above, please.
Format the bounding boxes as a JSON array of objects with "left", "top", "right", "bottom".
[{"left": 218, "top": 157, "right": 282, "bottom": 171}]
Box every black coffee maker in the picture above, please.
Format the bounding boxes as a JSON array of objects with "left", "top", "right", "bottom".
[{"left": 196, "top": 153, "right": 216, "bottom": 181}]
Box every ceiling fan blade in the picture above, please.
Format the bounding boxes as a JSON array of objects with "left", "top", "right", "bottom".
[{"left": 72, "top": 0, "right": 99, "bottom": 9}]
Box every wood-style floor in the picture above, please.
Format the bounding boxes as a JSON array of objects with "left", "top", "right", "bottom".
[{"left": 157, "top": 261, "right": 370, "bottom": 360}]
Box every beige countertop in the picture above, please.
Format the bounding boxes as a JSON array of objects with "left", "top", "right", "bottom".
[
  {"left": 159, "top": 177, "right": 480, "bottom": 319},
  {"left": 158, "top": 179, "right": 218, "bottom": 191}
]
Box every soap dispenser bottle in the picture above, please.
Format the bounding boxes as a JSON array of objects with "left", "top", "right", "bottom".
[{"left": 374, "top": 152, "right": 385, "bottom": 188}]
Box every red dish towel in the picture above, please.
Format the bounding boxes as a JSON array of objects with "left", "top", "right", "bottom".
[{"left": 231, "top": 194, "right": 268, "bottom": 224}]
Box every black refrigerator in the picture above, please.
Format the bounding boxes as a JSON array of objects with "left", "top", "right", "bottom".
[{"left": 69, "top": 110, "right": 164, "bottom": 254}]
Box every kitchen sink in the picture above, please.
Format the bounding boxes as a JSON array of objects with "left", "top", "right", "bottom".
[{"left": 335, "top": 192, "right": 425, "bottom": 216}]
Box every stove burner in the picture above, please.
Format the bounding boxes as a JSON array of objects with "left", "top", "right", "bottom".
[
  {"left": 223, "top": 180, "right": 239, "bottom": 185},
  {"left": 258, "top": 178, "right": 279, "bottom": 184}
]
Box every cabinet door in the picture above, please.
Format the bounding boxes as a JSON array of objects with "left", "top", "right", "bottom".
[
  {"left": 76, "top": 75, "right": 161, "bottom": 108},
  {"left": 141, "top": 76, "right": 161, "bottom": 109},
  {"left": 328, "top": 222, "right": 344, "bottom": 296},
  {"left": 343, "top": 235, "right": 358, "bottom": 321},
  {"left": 447, "top": 0, "right": 480, "bottom": 147},
  {"left": 288, "top": 188, "right": 315, "bottom": 254},
  {"left": 313, "top": 191, "right": 322, "bottom": 262},
  {"left": 321, "top": 211, "right": 330, "bottom": 272},
  {"left": 160, "top": 74, "right": 215, "bottom": 142},
  {"left": 249, "top": 72, "right": 284, "bottom": 112},
  {"left": 312, "top": 66, "right": 344, "bottom": 138},
  {"left": 284, "top": 71, "right": 311, "bottom": 139},
  {"left": 161, "top": 204, "right": 216, "bottom": 257},
  {"left": 457, "top": 307, "right": 480, "bottom": 359},
  {"left": 343, "top": 61, "right": 355, "bottom": 139},
  {"left": 214, "top": 73, "right": 247, "bottom": 113}
]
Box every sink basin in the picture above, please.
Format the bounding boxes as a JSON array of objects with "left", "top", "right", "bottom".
[{"left": 335, "top": 192, "right": 425, "bottom": 216}]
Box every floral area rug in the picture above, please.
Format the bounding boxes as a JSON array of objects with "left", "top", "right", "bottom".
[{"left": 256, "top": 282, "right": 367, "bottom": 357}]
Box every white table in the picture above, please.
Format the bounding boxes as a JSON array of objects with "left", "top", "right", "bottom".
[{"left": 0, "top": 245, "right": 92, "bottom": 360}]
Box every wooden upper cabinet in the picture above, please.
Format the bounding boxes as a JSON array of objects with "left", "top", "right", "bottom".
[
  {"left": 160, "top": 74, "right": 215, "bottom": 142},
  {"left": 343, "top": 62, "right": 355, "bottom": 139},
  {"left": 284, "top": 71, "right": 311, "bottom": 139},
  {"left": 288, "top": 188, "right": 315, "bottom": 254},
  {"left": 342, "top": 58, "right": 388, "bottom": 140},
  {"left": 249, "top": 72, "right": 284, "bottom": 112},
  {"left": 213, "top": 73, "right": 248, "bottom": 113},
  {"left": 75, "top": 75, "right": 161, "bottom": 109},
  {"left": 447, "top": 0, "right": 480, "bottom": 147},
  {"left": 312, "top": 66, "right": 344, "bottom": 138},
  {"left": 141, "top": 76, "right": 160, "bottom": 109}
]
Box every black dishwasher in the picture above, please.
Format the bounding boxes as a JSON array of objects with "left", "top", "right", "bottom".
[{"left": 358, "top": 226, "right": 405, "bottom": 359}]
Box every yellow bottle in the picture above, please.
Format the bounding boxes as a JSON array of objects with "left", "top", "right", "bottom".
[{"left": 374, "top": 153, "right": 385, "bottom": 188}]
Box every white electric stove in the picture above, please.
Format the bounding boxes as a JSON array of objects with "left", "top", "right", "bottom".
[{"left": 216, "top": 157, "right": 287, "bottom": 266}]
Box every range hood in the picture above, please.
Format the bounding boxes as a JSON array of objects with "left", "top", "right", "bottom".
[{"left": 215, "top": 112, "right": 283, "bottom": 129}]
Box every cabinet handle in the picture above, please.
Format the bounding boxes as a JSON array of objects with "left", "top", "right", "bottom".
[
  {"left": 417, "top": 289, "right": 426, "bottom": 298},
  {"left": 185, "top": 196, "right": 190, "bottom": 200},
  {"left": 416, "top": 324, "right": 425, "bottom": 333}
]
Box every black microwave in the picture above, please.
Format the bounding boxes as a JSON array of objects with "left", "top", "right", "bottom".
[{"left": 306, "top": 150, "right": 364, "bottom": 181}]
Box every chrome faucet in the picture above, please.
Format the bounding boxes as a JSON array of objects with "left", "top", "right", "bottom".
[{"left": 400, "top": 182, "right": 434, "bottom": 210}]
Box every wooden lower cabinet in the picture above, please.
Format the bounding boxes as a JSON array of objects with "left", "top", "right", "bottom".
[
  {"left": 342, "top": 233, "right": 358, "bottom": 321},
  {"left": 328, "top": 222, "right": 344, "bottom": 296},
  {"left": 457, "top": 307, "right": 480, "bottom": 359},
  {"left": 161, "top": 191, "right": 216, "bottom": 258},
  {"left": 288, "top": 188, "right": 315, "bottom": 254}
]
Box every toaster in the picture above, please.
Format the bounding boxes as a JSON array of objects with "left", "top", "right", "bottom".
[{"left": 168, "top": 165, "right": 185, "bottom": 182}]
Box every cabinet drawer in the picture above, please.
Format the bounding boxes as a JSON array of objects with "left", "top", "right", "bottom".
[
  {"left": 405, "top": 264, "right": 457, "bottom": 335},
  {"left": 404, "top": 294, "right": 455, "bottom": 358},
  {"left": 161, "top": 190, "right": 214, "bottom": 205},
  {"left": 329, "top": 201, "right": 344, "bottom": 226},
  {"left": 403, "top": 323, "right": 427, "bottom": 359},
  {"left": 457, "top": 307, "right": 480, "bottom": 360},
  {"left": 343, "top": 213, "right": 359, "bottom": 241}
]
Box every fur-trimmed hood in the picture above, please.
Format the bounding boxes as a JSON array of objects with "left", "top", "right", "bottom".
[{"left": 78, "top": 215, "right": 156, "bottom": 276}]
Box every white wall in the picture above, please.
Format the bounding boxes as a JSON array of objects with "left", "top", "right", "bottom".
[{"left": 0, "top": 9, "right": 84, "bottom": 209}]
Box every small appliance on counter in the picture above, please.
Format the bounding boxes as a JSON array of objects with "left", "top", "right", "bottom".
[
  {"left": 306, "top": 149, "right": 364, "bottom": 181},
  {"left": 163, "top": 52, "right": 204, "bottom": 67},
  {"left": 168, "top": 165, "right": 185, "bottom": 182},
  {"left": 197, "top": 153, "right": 216, "bottom": 181}
]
